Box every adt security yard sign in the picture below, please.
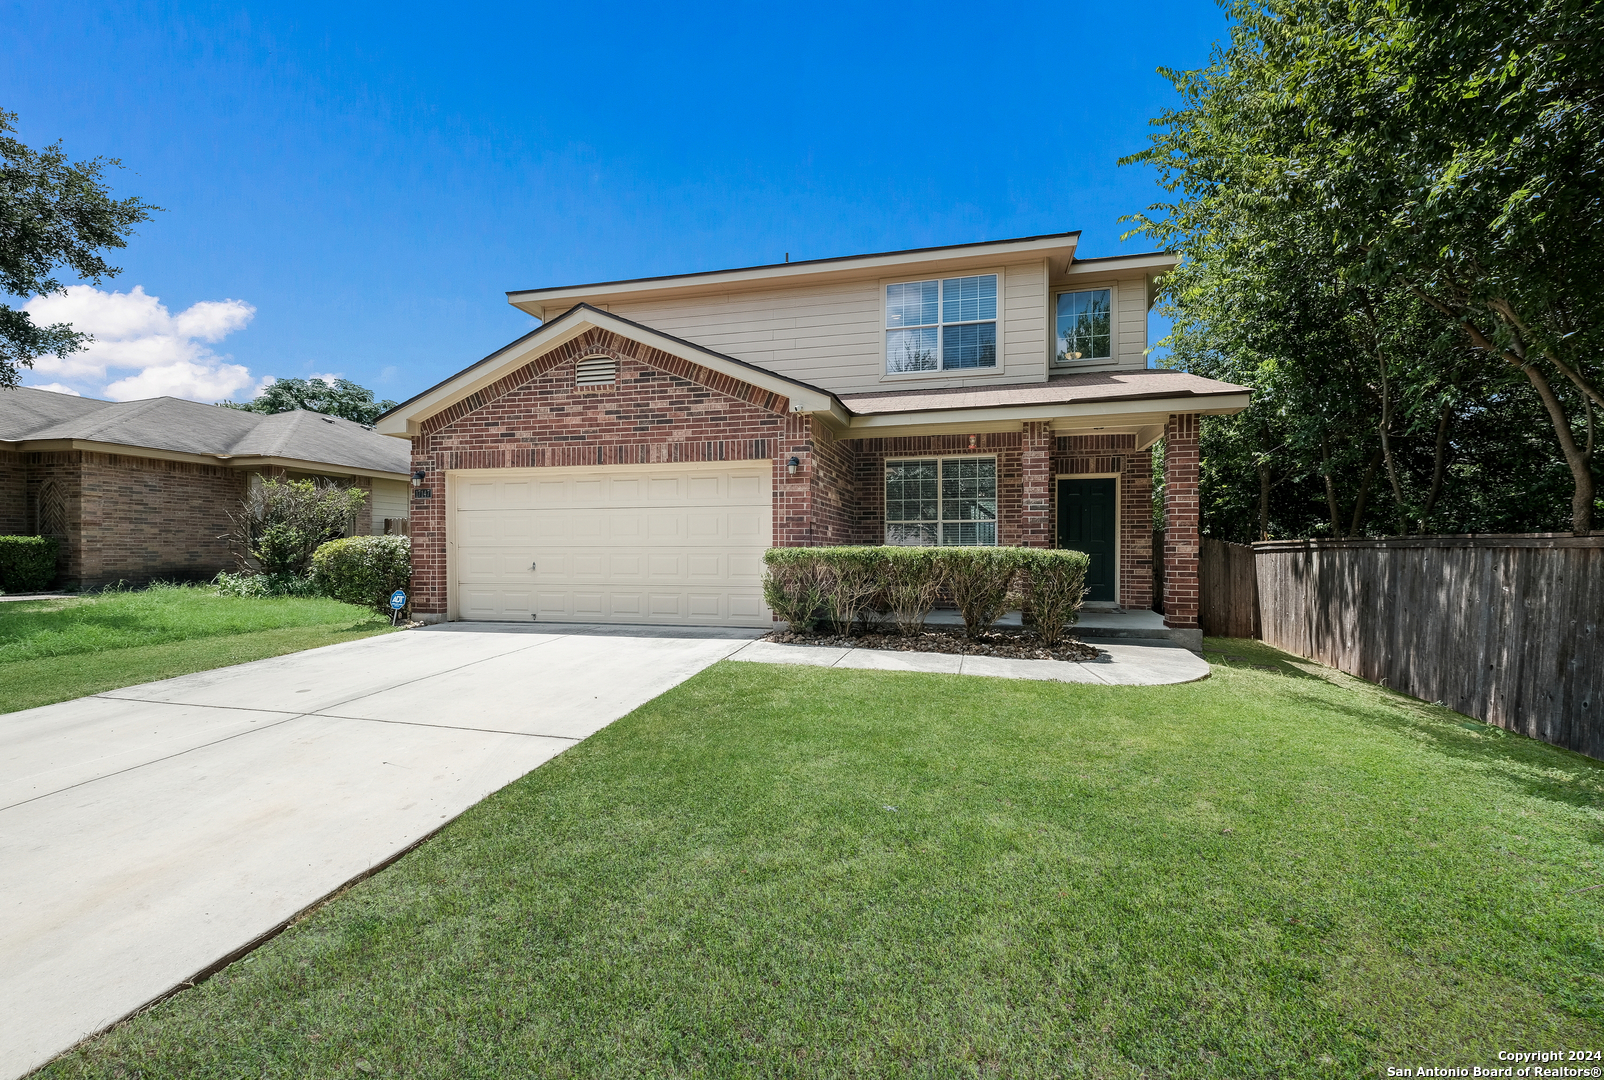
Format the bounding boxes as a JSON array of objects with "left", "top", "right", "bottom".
[{"left": 389, "top": 589, "right": 407, "bottom": 625}]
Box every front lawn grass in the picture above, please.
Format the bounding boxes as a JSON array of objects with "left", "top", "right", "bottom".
[
  {"left": 0, "top": 585, "right": 394, "bottom": 712},
  {"left": 38, "top": 640, "right": 1604, "bottom": 1078}
]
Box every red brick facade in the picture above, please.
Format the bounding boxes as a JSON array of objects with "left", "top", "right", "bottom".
[
  {"left": 409, "top": 328, "right": 791, "bottom": 615},
  {"left": 1119, "top": 449, "right": 1156, "bottom": 611},
  {"left": 403, "top": 326, "right": 1199, "bottom": 621},
  {"left": 1020, "top": 421, "right": 1054, "bottom": 547},
  {"left": 849, "top": 432, "right": 1024, "bottom": 545},
  {"left": 1162, "top": 413, "right": 1202, "bottom": 628},
  {"left": 1050, "top": 433, "right": 1157, "bottom": 611}
]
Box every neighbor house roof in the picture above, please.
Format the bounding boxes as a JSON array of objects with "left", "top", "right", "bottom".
[{"left": 0, "top": 387, "right": 410, "bottom": 478}]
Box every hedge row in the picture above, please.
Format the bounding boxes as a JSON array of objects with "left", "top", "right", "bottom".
[
  {"left": 762, "top": 545, "right": 1091, "bottom": 645},
  {"left": 0, "top": 535, "right": 59, "bottom": 593}
]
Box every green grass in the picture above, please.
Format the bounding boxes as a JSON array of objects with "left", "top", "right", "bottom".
[
  {"left": 0, "top": 585, "right": 394, "bottom": 712},
  {"left": 35, "top": 640, "right": 1604, "bottom": 1078}
]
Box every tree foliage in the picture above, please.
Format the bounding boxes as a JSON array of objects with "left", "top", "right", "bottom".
[
  {"left": 0, "top": 108, "right": 158, "bottom": 389},
  {"left": 227, "top": 479, "right": 369, "bottom": 577},
  {"left": 1126, "top": 0, "right": 1604, "bottom": 536},
  {"left": 220, "top": 377, "right": 398, "bottom": 426}
]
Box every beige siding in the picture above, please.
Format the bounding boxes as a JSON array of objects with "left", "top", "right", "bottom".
[
  {"left": 371, "top": 478, "right": 410, "bottom": 532},
  {"left": 607, "top": 258, "right": 1056, "bottom": 394},
  {"left": 1116, "top": 274, "right": 1149, "bottom": 367},
  {"left": 1002, "top": 260, "right": 1049, "bottom": 379}
]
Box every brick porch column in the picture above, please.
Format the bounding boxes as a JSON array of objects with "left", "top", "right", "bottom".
[
  {"left": 1020, "top": 420, "right": 1053, "bottom": 547},
  {"left": 1119, "top": 448, "right": 1154, "bottom": 610},
  {"left": 1162, "top": 413, "right": 1200, "bottom": 629},
  {"left": 409, "top": 439, "right": 448, "bottom": 621}
]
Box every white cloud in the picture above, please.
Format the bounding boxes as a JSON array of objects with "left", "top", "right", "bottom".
[
  {"left": 25, "top": 382, "right": 81, "bottom": 396},
  {"left": 23, "top": 285, "right": 260, "bottom": 402}
]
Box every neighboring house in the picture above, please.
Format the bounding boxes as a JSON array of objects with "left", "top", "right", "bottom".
[
  {"left": 376, "top": 231, "right": 1249, "bottom": 631},
  {"left": 0, "top": 387, "right": 412, "bottom": 589}
]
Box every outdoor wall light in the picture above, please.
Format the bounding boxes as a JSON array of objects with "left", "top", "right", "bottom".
[
  {"left": 787, "top": 456, "right": 801, "bottom": 477},
  {"left": 411, "top": 470, "right": 426, "bottom": 488}
]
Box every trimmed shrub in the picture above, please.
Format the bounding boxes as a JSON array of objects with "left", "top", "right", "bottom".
[
  {"left": 311, "top": 534, "right": 412, "bottom": 612},
  {"left": 212, "top": 570, "right": 321, "bottom": 599},
  {"left": 0, "top": 535, "right": 59, "bottom": 593},
  {"left": 935, "top": 546, "right": 1023, "bottom": 638},
  {"left": 227, "top": 479, "right": 370, "bottom": 577},
  {"left": 813, "top": 546, "right": 886, "bottom": 633},
  {"left": 1015, "top": 549, "right": 1090, "bottom": 646},
  {"left": 881, "top": 546, "right": 946, "bottom": 635},
  {"left": 761, "top": 547, "right": 829, "bottom": 631}
]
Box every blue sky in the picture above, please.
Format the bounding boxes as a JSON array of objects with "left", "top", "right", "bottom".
[{"left": 2, "top": 0, "right": 1227, "bottom": 404}]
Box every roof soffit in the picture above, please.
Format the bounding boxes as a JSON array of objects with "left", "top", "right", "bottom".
[{"left": 506, "top": 233, "right": 1085, "bottom": 318}]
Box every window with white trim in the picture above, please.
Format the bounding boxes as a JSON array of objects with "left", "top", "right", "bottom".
[
  {"left": 884, "top": 456, "right": 998, "bottom": 546},
  {"left": 1054, "top": 288, "right": 1112, "bottom": 364},
  {"left": 885, "top": 274, "right": 998, "bottom": 373}
]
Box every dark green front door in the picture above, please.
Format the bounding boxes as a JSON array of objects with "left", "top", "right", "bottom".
[{"left": 1057, "top": 478, "right": 1117, "bottom": 602}]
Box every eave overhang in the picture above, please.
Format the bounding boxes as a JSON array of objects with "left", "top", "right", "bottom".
[
  {"left": 506, "top": 232, "right": 1086, "bottom": 319},
  {"left": 0, "top": 438, "right": 407, "bottom": 480},
  {"left": 814, "top": 391, "right": 1250, "bottom": 444}
]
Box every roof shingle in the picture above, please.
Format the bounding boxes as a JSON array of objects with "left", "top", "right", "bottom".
[{"left": 0, "top": 387, "right": 408, "bottom": 475}]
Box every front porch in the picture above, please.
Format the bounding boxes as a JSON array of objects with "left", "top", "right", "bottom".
[{"left": 778, "top": 412, "right": 1204, "bottom": 632}]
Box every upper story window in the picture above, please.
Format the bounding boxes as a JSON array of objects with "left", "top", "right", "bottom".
[
  {"left": 1055, "top": 288, "right": 1112, "bottom": 364},
  {"left": 886, "top": 274, "right": 998, "bottom": 373}
]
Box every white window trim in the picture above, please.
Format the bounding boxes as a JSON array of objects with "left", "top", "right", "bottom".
[
  {"left": 884, "top": 454, "right": 1001, "bottom": 547},
  {"left": 879, "top": 267, "right": 1006, "bottom": 381},
  {"left": 1051, "top": 282, "right": 1118, "bottom": 368}
]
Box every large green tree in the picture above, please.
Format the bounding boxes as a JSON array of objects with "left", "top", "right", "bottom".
[
  {"left": 1127, "top": 0, "right": 1603, "bottom": 534},
  {"left": 0, "top": 108, "right": 158, "bottom": 389},
  {"left": 220, "top": 377, "right": 398, "bottom": 426}
]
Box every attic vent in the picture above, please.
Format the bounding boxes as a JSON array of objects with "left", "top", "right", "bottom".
[{"left": 575, "top": 355, "right": 618, "bottom": 387}]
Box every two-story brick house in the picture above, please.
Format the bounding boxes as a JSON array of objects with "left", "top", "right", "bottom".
[{"left": 376, "top": 232, "right": 1248, "bottom": 633}]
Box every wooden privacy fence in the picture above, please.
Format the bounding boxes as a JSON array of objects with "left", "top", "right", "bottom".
[
  {"left": 1200, "top": 538, "right": 1260, "bottom": 638},
  {"left": 1254, "top": 534, "right": 1604, "bottom": 760}
]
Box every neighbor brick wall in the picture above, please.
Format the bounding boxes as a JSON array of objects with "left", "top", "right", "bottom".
[
  {"left": 1162, "top": 413, "right": 1201, "bottom": 628},
  {"left": 0, "top": 449, "right": 25, "bottom": 535},
  {"left": 409, "top": 328, "right": 792, "bottom": 616},
  {"left": 25, "top": 450, "right": 247, "bottom": 589}
]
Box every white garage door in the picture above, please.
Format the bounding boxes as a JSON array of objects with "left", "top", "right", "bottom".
[{"left": 452, "top": 464, "right": 772, "bottom": 626}]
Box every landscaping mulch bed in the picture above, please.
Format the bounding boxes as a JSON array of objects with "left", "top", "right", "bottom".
[{"left": 762, "top": 626, "right": 1101, "bottom": 663}]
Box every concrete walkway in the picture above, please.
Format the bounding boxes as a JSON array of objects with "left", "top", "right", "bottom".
[
  {"left": 728, "top": 637, "right": 1210, "bottom": 685},
  {"left": 0, "top": 623, "right": 759, "bottom": 1080}
]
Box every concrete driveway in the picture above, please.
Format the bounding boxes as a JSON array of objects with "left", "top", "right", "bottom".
[{"left": 0, "top": 623, "right": 759, "bottom": 1080}]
